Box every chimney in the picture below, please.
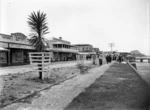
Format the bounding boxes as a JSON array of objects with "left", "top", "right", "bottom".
[{"left": 59, "top": 37, "right": 62, "bottom": 40}]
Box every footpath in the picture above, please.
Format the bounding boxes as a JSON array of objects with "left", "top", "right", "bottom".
[{"left": 65, "top": 63, "right": 150, "bottom": 110}]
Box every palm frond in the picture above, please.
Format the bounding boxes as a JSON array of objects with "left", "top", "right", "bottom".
[{"left": 28, "top": 11, "right": 49, "bottom": 52}]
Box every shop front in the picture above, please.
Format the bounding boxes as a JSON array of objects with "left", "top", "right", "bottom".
[
  {"left": 0, "top": 33, "right": 35, "bottom": 66},
  {"left": 0, "top": 48, "right": 9, "bottom": 66},
  {"left": 51, "top": 52, "right": 77, "bottom": 62},
  {"left": 0, "top": 40, "right": 10, "bottom": 66},
  {"left": 47, "top": 48, "right": 78, "bottom": 62},
  {"left": 10, "top": 49, "right": 27, "bottom": 65},
  {"left": 9, "top": 43, "right": 35, "bottom": 65}
]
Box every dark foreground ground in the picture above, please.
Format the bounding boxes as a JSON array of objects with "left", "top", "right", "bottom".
[{"left": 65, "top": 63, "right": 150, "bottom": 110}]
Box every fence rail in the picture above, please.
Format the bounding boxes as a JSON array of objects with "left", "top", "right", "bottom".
[{"left": 29, "top": 52, "right": 51, "bottom": 79}]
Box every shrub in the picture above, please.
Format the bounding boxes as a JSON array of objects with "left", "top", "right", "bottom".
[{"left": 76, "top": 62, "right": 88, "bottom": 74}]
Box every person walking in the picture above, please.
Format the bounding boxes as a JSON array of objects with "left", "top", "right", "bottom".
[
  {"left": 118, "top": 55, "right": 122, "bottom": 63},
  {"left": 109, "top": 55, "right": 112, "bottom": 63},
  {"left": 106, "top": 55, "right": 109, "bottom": 64},
  {"left": 99, "top": 55, "right": 103, "bottom": 66}
]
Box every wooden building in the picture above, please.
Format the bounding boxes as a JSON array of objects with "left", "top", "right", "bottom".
[
  {"left": 46, "top": 37, "right": 79, "bottom": 62},
  {"left": 0, "top": 33, "right": 34, "bottom": 66},
  {"left": 72, "top": 44, "right": 96, "bottom": 59},
  {"left": 72, "top": 44, "right": 93, "bottom": 52}
]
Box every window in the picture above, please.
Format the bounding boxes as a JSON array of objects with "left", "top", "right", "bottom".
[
  {"left": 86, "top": 47, "right": 88, "bottom": 50},
  {"left": 82, "top": 47, "right": 84, "bottom": 52}
]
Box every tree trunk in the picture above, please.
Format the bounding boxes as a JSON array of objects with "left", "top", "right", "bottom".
[{"left": 38, "top": 64, "right": 42, "bottom": 79}]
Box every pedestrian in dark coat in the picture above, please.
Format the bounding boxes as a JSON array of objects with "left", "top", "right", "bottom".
[
  {"left": 99, "top": 55, "right": 103, "bottom": 66},
  {"left": 118, "top": 55, "right": 122, "bottom": 63},
  {"left": 109, "top": 55, "right": 112, "bottom": 63},
  {"left": 106, "top": 55, "right": 109, "bottom": 64}
]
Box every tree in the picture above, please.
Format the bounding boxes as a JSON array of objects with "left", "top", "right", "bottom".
[
  {"left": 28, "top": 11, "right": 49, "bottom": 52},
  {"left": 28, "top": 11, "right": 49, "bottom": 79}
]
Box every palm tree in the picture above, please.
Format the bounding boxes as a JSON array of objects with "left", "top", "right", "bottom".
[
  {"left": 28, "top": 11, "right": 49, "bottom": 52},
  {"left": 28, "top": 11, "right": 49, "bottom": 79}
]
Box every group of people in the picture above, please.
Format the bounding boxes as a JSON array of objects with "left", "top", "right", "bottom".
[
  {"left": 105, "top": 54, "right": 123, "bottom": 64},
  {"left": 117, "top": 55, "right": 123, "bottom": 63},
  {"left": 92, "top": 54, "right": 124, "bottom": 65}
]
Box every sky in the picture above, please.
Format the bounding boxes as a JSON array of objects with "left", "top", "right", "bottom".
[{"left": 0, "top": 0, "right": 150, "bottom": 55}]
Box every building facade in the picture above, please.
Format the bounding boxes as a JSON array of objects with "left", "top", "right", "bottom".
[
  {"left": 0, "top": 34, "right": 80, "bottom": 66},
  {"left": 72, "top": 44, "right": 97, "bottom": 59},
  {"left": 1, "top": 33, "right": 100, "bottom": 66},
  {"left": 93, "top": 47, "right": 101, "bottom": 54},
  {"left": 46, "top": 37, "right": 79, "bottom": 61},
  {"left": 0, "top": 33, "right": 34, "bottom": 66},
  {"left": 72, "top": 44, "right": 93, "bottom": 52}
]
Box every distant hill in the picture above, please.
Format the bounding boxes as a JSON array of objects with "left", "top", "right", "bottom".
[{"left": 130, "top": 50, "right": 146, "bottom": 57}]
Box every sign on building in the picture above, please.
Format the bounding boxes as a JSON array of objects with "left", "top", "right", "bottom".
[
  {"left": 0, "top": 42, "right": 8, "bottom": 48},
  {"left": 0, "top": 34, "right": 12, "bottom": 42},
  {"left": 11, "top": 33, "right": 27, "bottom": 42},
  {"left": 0, "top": 33, "right": 28, "bottom": 44},
  {"left": 9, "top": 43, "right": 34, "bottom": 49}
]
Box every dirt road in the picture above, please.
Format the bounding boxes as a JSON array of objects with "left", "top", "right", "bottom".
[{"left": 0, "top": 61, "right": 92, "bottom": 75}]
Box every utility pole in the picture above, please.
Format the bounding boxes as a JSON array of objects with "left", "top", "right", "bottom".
[{"left": 109, "top": 43, "right": 115, "bottom": 52}]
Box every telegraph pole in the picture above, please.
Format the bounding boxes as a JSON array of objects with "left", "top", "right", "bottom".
[{"left": 109, "top": 43, "right": 115, "bottom": 52}]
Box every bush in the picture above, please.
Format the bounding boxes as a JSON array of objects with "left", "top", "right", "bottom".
[{"left": 76, "top": 62, "right": 88, "bottom": 74}]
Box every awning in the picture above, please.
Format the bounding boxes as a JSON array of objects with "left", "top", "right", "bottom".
[
  {"left": 88, "top": 52, "right": 97, "bottom": 55},
  {"left": 46, "top": 48, "right": 79, "bottom": 53},
  {"left": 78, "top": 52, "right": 89, "bottom": 55},
  {"left": 78, "top": 52, "right": 96, "bottom": 55},
  {"left": 53, "top": 42, "right": 71, "bottom": 46},
  {"left": 46, "top": 48, "right": 59, "bottom": 52},
  {"left": 0, "top": 47, "right": 10, "bottom": 51}
]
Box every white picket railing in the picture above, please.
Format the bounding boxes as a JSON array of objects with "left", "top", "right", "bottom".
[{"left": 29, "top": 52, "right": 51, "bottom": 79}]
